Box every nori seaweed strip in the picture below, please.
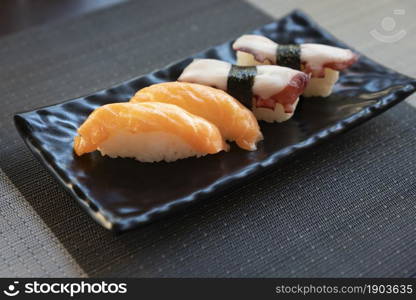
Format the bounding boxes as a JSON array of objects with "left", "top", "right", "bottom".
[
  {"left": 227, "top": 65, "right": 257, "bottom": 107},
  {"left": 276, "top": 44, "right": 301, "bottom": 70}
]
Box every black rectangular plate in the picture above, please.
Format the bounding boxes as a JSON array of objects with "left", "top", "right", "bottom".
[{"left": 14, "top": 10, "right": 416, "bottom": 231}]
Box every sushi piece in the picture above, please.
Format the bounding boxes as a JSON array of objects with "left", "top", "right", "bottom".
[
  {"left": 74, "top": 102, "right": 227, "bottom": 162},
  {"left": 233, "top": 34, "right": 358, "bottom": 97},
  {"left": 178, "top": 59, "right": 308, "bottom": 123},
  {"left": 130, "top": 82, "right": 262, "bottom": 151}
]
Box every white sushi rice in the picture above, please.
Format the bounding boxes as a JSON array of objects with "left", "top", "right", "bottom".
[
  {"left": 237, "top": 51, "right": 339, "bottom": 98},
  {"left": 302, "top": 68, "right": 339, "bottom": 97},
  {"left": 253, "top": 98, "right": 299, "bottom": 123},
  {"left": 237, "top": 51, "right": 271, "bottom": 66},
  {"left": 98, "top": 131, "right": 204, "bottom": 162}
]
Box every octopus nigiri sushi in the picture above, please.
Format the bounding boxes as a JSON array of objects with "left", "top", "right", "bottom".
[
  {"left": 178, "top": 59, "right": 308, "bottom": 123},
  {"left": 232, "top": 35, "right": 358, "bottom": 97},
  {"left": 74, "top": 102, "right": 227, "bottom": 162},
  {"left": 130, "top": 82, "right": 262, "bottom": 151}
]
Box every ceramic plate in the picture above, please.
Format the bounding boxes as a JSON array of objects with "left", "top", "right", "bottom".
[{"left": 14, "top": 11, "right": 416, "bottom": 231}]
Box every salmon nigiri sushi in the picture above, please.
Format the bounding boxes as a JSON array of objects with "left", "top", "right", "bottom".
[
  {"left": 232, "top": 35, "right": 358, "bottom": 97},
  {"left": 130, "top": 82, "right": 262, "bottom": 151},
  {"left": 178, "top": 59, "right": 309, "bottom": 123},
  {"left": 74, "top": 102, "right": 227, "bottom": 162}
]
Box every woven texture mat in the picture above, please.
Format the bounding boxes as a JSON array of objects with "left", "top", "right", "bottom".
[{"left": 0, "top": 0, "right": 415, "bottom": 277}]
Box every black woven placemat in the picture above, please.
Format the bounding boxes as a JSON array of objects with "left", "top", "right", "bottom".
[{"left": 1, "top": 0, "right": 416, "bottom": 277}]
